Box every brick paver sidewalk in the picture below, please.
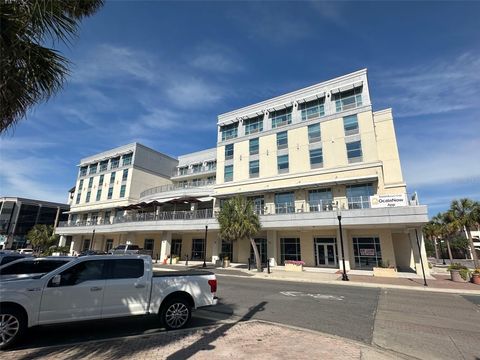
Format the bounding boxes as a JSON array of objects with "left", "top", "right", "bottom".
[{"left": 2, "top": 320, "right": 398, "bottom": 360}]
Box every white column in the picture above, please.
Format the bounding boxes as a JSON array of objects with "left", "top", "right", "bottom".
[
  {"left": 409, "top": 228, "right": 431, "bottom": 277},
  {"left": 211, "top": 233, "right": 221, "bottom": 263},
  {"left": 336, "top": 227, "right": 351, "bottom": 271},
  {"left": 69, "top": 239, "right": 75, "bottom": 256},
  {"left": 58, "top": 235, "right": 67, "bottom": 247},
  {"left": 267, "top": 230, "right": 278, "bottom": 266},
  {"left": 160, "top": 231, "right": 172, "bottom": 262}
]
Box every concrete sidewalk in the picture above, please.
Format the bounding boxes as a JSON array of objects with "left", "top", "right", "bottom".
[
  {"left": 2, "top": 320, "right": 402, "bottom": 360},
  {"left": 154, "top": 263, "right": 480, "bottom": 295}
]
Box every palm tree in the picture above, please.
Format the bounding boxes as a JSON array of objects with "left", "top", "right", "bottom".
[
  {"left": 26, "top": 224, "right": 59, "bottom": 254},
  {"left": 450, "top": 198, "right": 479, "bottom": 268},
  {"left": 423, "top": 221, "right": 439, "bottom": 261},
  {"left": 217, "top": 196, "right": 262, "bottom": 272},
  {"left": 0, "top": 0, "right": 104, "bottom": 133},
  {"left": 432, "top": 212, "right": 454, "bottom": 262}
]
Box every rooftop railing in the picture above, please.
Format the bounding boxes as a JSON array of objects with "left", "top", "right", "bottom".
[{"left": 140, "top": 179, "right": 216, "bottom": 198}]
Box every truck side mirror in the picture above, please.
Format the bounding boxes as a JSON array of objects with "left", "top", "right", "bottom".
[{"left": 51, "top": 274, "right": 61, "bottom": 287}]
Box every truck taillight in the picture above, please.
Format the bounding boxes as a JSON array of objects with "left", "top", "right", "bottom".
[{"left": 208, "top": 279, "right": 217, "bottom": 293}]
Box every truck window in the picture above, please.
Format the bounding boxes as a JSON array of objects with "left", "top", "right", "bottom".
[
  {"left": 0, "top": 260, "right": 68, "bottom": 275},
  {"left": 107, "top": 259, "right": 143, "bottom": 279},
  {"left": 54, "top": 260, "right": 106, "bottom": 286},
  {"left": 0, "top": 256, "right": 23, "bottom": 265}
]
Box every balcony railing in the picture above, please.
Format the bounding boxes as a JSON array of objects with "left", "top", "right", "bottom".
[
  {"left": 174, "top": 166, "right": 216, "bottom": 177},
  {"left": 58, "top": 208, "right": 214, "bottom": 228},
  {"left": 347, "top": 196, "right": 371, "bottom": 209},
  {"left": 140, "top": 179, "right": 216, "bottom": 198}
]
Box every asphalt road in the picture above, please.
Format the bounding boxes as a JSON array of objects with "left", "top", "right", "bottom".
[{"left": 9, "top": 275, "right": 480, "bottom": 359}]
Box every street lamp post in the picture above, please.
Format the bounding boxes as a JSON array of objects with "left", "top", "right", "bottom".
[
  {"left": 336, "top": 204, "right": 349, "bottom": 281},
  {"left": 202, "top": 225, "right": 208, "bottom": 268}
]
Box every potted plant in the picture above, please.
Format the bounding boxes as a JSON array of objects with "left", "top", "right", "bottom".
[
  {"left": 448, "top": 263, "right": 470, "bottom": 283},
  {"left": 471, "top": 268, "right": 480, "bottom": 285},
  {"left": 373, "top": 260, "right": 397, "bottom": 277},
  {"left": 171, "top": 256, "right": 179, "bottom": 265},
  {"left": 284, "top": 260, "right": 305, "bottom": 272},
  {"left": 222, "top": 256, "right": 230, "bottom": 268}
]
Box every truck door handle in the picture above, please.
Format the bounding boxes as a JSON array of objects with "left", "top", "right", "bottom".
[
  {"left": 90, "top": 286, "right": 103, "bottom": 292},
  {"left": 135, "top": 284, "right": 146, "bottom": 288}
]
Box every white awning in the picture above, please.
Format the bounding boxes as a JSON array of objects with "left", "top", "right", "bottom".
[
  {"left": 296, "top": 92, "right": 326, "bottom": 104},
  {"left": 330, "top": 81, "right": 363, "bottom": 95},
  {"left": 267, "top": 102, "right": 293, "bottom": 113}
]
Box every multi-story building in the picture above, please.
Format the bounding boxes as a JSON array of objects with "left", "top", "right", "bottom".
[
  {"left": 56, "top": 69, "right": 430, "bottom": 276},
  {"left": 0, "top": 197, "right": 69, "bottom": 249}
]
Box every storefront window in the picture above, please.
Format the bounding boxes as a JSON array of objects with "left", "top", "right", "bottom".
[
  {"left": 353, "top": 237, "right": 382, "bottom": 269},
  {"left": 280, "top": 238, "right": 301, "bottom": 264},
  {"left": 191, "top": 239, "right": 205, "bottom": 260}
]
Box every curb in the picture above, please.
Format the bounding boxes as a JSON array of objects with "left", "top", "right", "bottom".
[{"left": 214, "top": 272, "right": 480, "bottom": 295}]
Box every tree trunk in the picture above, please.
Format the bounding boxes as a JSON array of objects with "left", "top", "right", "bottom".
[
  {"left": 465, "top": 227, "right": 479, "bottom": 268},
  {"left": 433, "top": 236, "right": 439, "bottom": 262},
  {"left": 250, "top": 238, "right": 262, "bottom": 272},
  {"left": 446, "top": 238, "right": 453, "bottom": 262}
]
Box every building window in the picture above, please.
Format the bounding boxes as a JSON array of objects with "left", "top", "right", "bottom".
[
  {"left": 111, "top": 157, "right": 120, "bottom": 169},
  {"left": 192, "top": 163, "right": 202, "bottom": 173},
  {"left": 144, "top": 239, "right": 154, "bottom": 251},
  {"left": 99, "top": 160, "right": 108, "bottom": 172},
  {"left": 276, "top": 131, "right": 288, "bottom": 149},
  {"left": 249, "top": 160, "right": 259, "bottom": 178},
  {"left": 79, "top": 166, "right": 87, "bottom": 177},
  {"left": 86, "top": 191, "right": 91, "bottom": 203},
  {"left": 122, "top": 169, "right": 128, "bottom": 181},
  {"left": 347, "top": 183, "right": 373, "bottom": 209},
  {"left": 248, "top": 196, "right": 265, "bottom": 215},
  {"left": 221, "top": 123, "right": 238, "bottom": 141},
  {"left": 96, "top": 189, "right": 102, "bottom": 202},
  {"left": 299, "top": 98, "right": 325, "bottom": 121},
  {"left": 277, "top": 154, "right": 289, "bottom": 174},
  {"left": 104, "top": 211, "right": 111, "bottom": 224},
  {"left": 221, "top": 240, "right": 233, "bottom": 261},
  {"left": 76, "top": 193, "right": 81, "bottom": 204},
  {"left": 275, "top": 192, "right": 295, "bottom": 213},
  {"left": 346, "top": 140, "right": 363, "bottom": 163},
  {"left": 353, "top": 237, "right": 382, "bottom": 269},
  {"left": 120, "top": 185, "right": 126, "bottom": 198},
  {"left": 110, "top": 172, "right": 116, "bottom": 184},
  {"left": 88, "top": 177, "right": 93, "bottom": 188},
  {"left": 280, "top": 238, "right": 301, "bottom": 264},
  {"left": 309, "top": 148, "right": 323, "bottom": 168},
  {"left": 171, "top": 239, "right": 182, "bottom": 257},
  {"left": 308, "top": 188, "right": 333, "bottom": 212},
  {"left": 99, "top": 175, "right": 104, "bottom": 186},
  {"left": 334, "top": 87, "right": 363, "bottom": 112},
  {"left": 191, "top": 239, "right": 205, "bottom": 260},
  {"left": 308, "top": 123, "right": 321, "bottom": 143},
  {"left": 244, "top": 115, "right": 263, "bottom": 135},
  {"left": 224, "top": 165, "right": 233, "bottom": 182},
  {"left": 79, "top": 179, "right": 84, "bottom": 190},
  {"left": 122, "top": 153, "right": 133, "bottom": 166},
  {"left": 344, "top": 115, "right": 359, "bottom": 135},
  {"left": 105, "top": 239, "right": 113, "bottom": 252},
  {"left": 249, "top": 138, "right": 259, "bottom": 155},
  {"left": 225, "top": 144, "right": 234, "bottom": 160},
  {"left": 89, "top": 163, "right": 98, "bottom": 175},
  {"left": 270, "top": 108, "right": 292, "bottom": 129},
  {"left": 206, "top": 161, "right": 216, "bottom": 171},
  {"left": 107, "top": 187, "right": 113, "bottom": 200}
]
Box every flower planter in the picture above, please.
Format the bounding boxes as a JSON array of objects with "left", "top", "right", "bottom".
[
  {"left": 285, "top": 263, "right": 303, "bottom": 272},
  {"left": 450, "top": 270, "right": 468, "bottom": 283},
  {"left": 471, "top": 274, "right": 480, "bottom": 285},
  {"left": 373, "top": 267, "right": 397, "bottom": 278},
  {"left": 222, "top": 260, "right": 230, "bottom": 268},
  {"left": 171, "top": 257, "right": 178, "bottom": 265}
]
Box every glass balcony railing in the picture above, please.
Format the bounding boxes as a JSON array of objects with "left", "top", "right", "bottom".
[
  {"left": 174, "top": 166, "right": 216, "bottom": 177},
  {"left": 58, "top": 208, "right": 214, "bottom": 228},
  {"left": 140, "top": 179, "right": 216, "bottom": 198}
]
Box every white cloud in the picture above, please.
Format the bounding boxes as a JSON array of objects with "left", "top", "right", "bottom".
[
  {"left": 167, "top": 77, "right": 223, "bottom": 107},
  {"left": 376, "top": 53, "right": 480, "bottom": 117}
]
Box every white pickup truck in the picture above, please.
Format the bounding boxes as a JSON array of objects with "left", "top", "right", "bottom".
[{"left": 0, "top": 255, "right": 218, "bottom": 349}]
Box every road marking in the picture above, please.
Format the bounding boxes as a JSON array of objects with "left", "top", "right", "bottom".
[{"left": 280, "top": 291, "right": 344, "bottom": 301}]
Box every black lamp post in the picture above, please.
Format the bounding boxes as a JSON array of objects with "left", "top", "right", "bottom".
[
  {"left": 202, "top": 225, "right": 208, "bottom": 268},
  {"left": 439, "top": 238, "right": 446, "bottom": 265},
  {"left": 336, "top": 205, "right": 349, "bottom": 281},
  {"left": 414, "top": 229, "right": 428, "bottom": 287}
]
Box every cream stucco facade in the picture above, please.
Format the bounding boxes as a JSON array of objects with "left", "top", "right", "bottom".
[{"left": 56, "top": 69, "right": 430, "bottom": 277}]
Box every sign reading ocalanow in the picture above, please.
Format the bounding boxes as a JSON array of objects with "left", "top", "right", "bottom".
[{"left": 370, "top": 194, "right": 407, "bottom": 208}]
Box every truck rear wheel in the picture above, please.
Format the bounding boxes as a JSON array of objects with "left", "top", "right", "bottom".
[
  {"left": 0, "top": 306, "right": 26, "bottom": 350},
  {"left": 161, "top": 298, "right": 191, "bottom": 330}
]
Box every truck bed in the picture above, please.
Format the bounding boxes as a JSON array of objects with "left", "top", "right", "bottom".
[{"left": 152, "top": 270, "right": 214, "bottom": 277}]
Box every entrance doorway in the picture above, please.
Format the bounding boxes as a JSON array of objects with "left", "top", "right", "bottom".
[{"left": 314, "top": 238, "right": 337, "bottom": 267}]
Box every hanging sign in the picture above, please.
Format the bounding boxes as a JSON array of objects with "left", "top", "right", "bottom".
[
  {"left": 360, "top": 248, "right": 376, "bottom": 256},
  {"left": 370, "top": 194, "right": 407, "bottom": 208}
]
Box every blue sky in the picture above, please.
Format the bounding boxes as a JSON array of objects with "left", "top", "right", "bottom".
[{"left": 1, "top": 1, "right": 479, "bottom": 217}]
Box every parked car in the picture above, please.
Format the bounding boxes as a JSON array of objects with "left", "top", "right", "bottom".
[
  {"left": 108, "top": 244, "right": 151, "bottom": 255},
  {"left": 0, "top": 255, "right": 218, "bottom": 349},
  {"left": 0, "top": 253, "right": 26, "bottom": 266},
  {"left": 0, "top": 257, "right": 74, "bottom": 281},
  {"left": 78, "top": 250, "right": 107, "bottom": 256},
  {"left": 17, "top": 249, "right": 34, "bottom": 255}
]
